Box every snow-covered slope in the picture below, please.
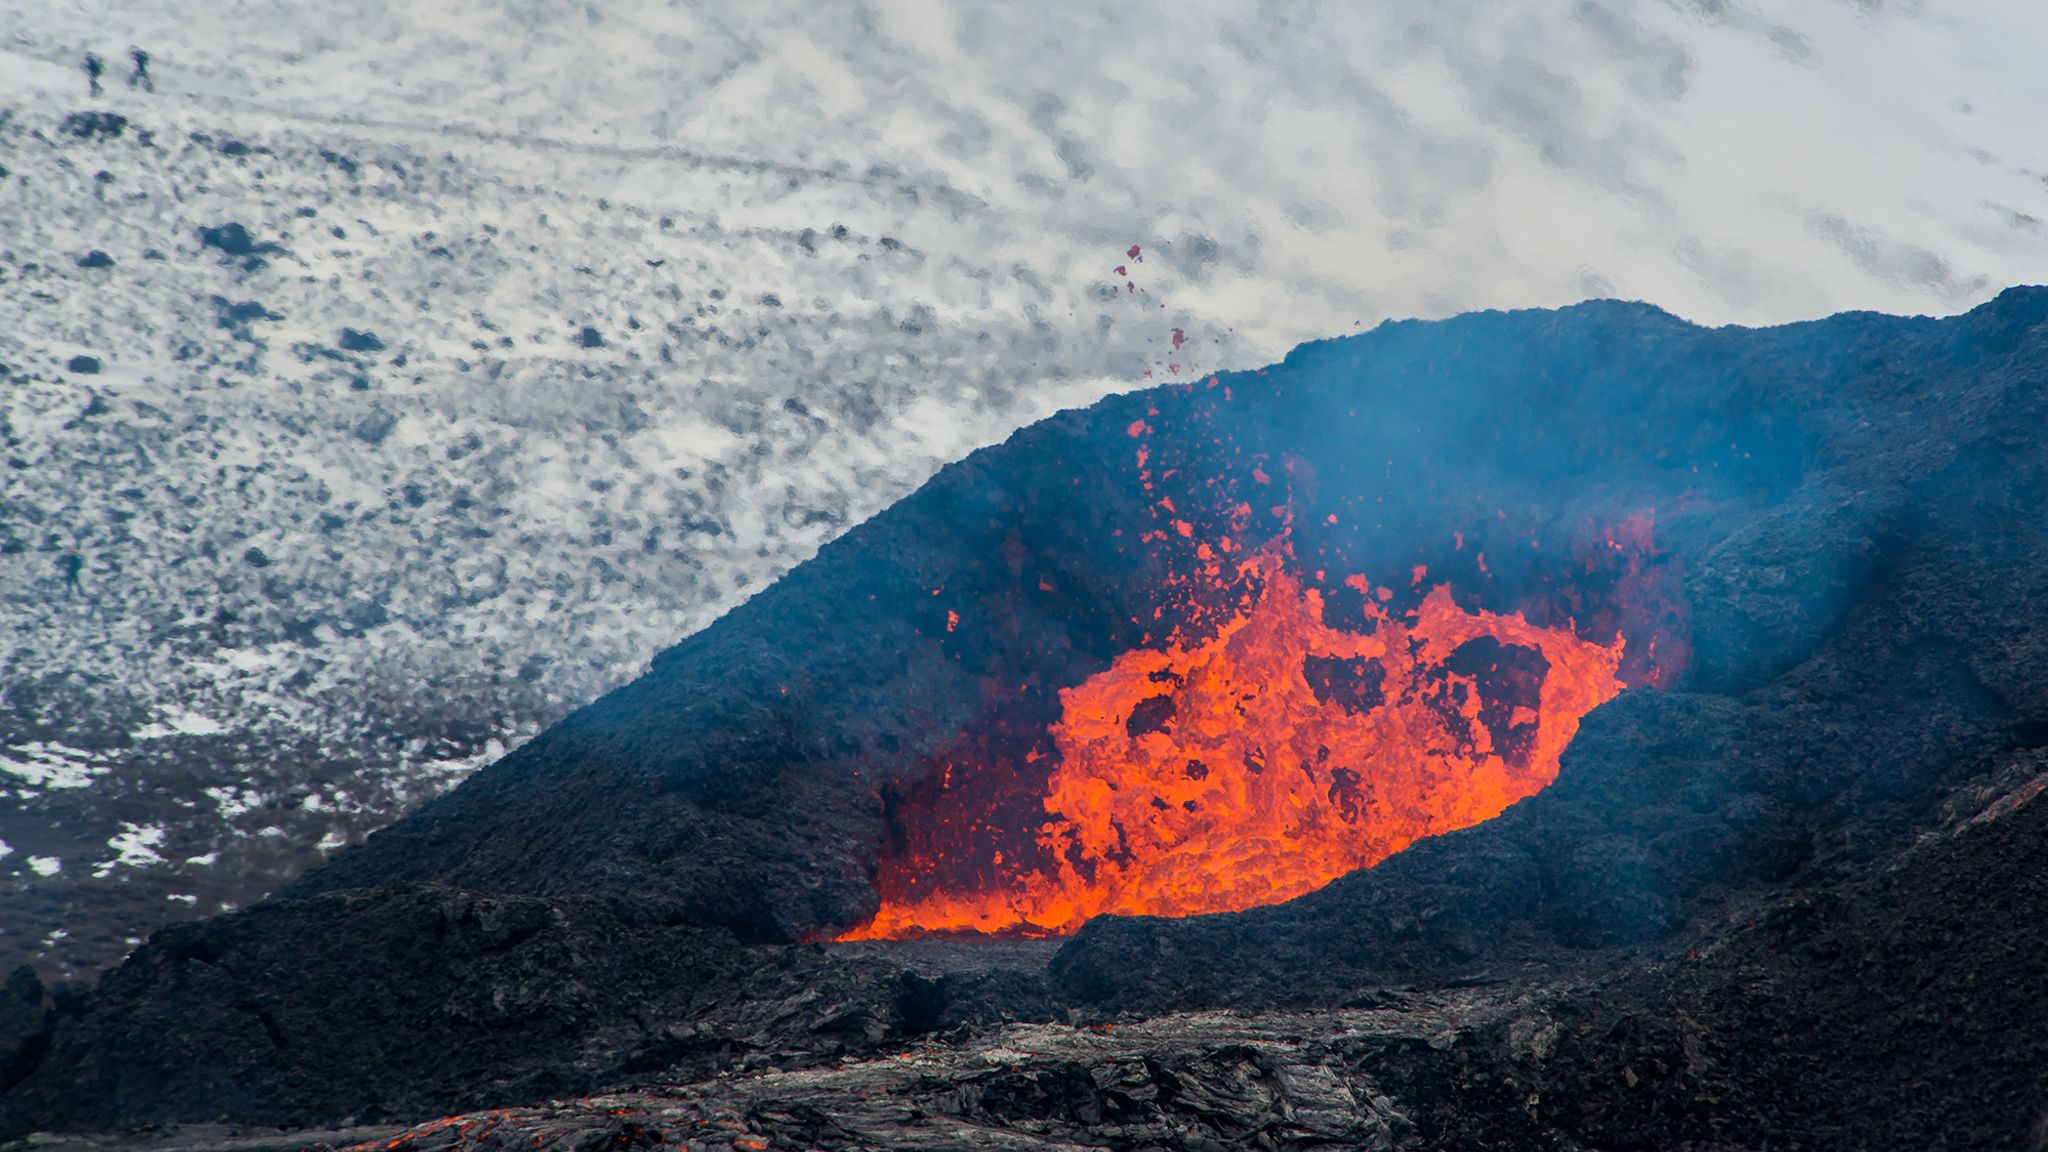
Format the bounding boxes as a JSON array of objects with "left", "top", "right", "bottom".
[
  {"left": 3, "top": 0, "right": 2046, "bottom": 978},
  {"left": 0, "top": 89, "right": 1136, "bottom": 977}
]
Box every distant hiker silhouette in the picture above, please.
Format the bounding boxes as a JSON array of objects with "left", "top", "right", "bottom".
[
  {"left": 82, "top": 53, "right": 104, "bottom": 97},
  {"left": 59, "top": 552, "right": 83, "bottom": 595},
  {"left": 128, "top": 48, "right": 152, "bottom": 92}
]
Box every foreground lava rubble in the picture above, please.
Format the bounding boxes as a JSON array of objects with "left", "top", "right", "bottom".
[
  {"left": 8, "top": 289, "right": 2048, "bottom": 1149},
  {"left": 29, "top": 769, "right": 2048, "bottom": 1152},
  {"left": 316, "top": 1002, "right": 1487, "bottom": 1152}
]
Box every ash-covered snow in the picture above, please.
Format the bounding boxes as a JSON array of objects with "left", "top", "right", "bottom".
[
  {"left": 3, "top": 0, "right": 2046, "bottom": 977},
  {"left": 90, "top": 822, "right": 166, "bottom": 878},
  {"left": 132, "top": 709, "right": 228, "bottom": 740},
  {"left": 0, "top": 744, "right": 108, "bottom": 790}
]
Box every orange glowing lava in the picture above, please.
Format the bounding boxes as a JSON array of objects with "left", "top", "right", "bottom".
[{"left": 840, "top": 548, "right": 1632, "bottom": 940}]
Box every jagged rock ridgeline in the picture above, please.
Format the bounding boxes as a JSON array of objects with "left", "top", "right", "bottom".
[{"left": 6, "top": 289, "right": 2048, "bottom": 1146}]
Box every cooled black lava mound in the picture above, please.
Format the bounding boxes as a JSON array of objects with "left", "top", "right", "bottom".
[{"left": 6, "top": 290, "right": 2048, "bottom": 1146}]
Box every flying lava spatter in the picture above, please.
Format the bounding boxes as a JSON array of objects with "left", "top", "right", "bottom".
[{"left": 840, "top": 542, "right": 1632, "bottom": 940}]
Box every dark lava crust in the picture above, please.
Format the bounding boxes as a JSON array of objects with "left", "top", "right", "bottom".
[{"left": 8, "top": 289, "right": 2048, "bottom": 1149}]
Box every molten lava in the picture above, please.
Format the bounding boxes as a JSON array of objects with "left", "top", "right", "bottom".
[{"left": 841, "top": 549, "right": 1633, "bottom": 940}]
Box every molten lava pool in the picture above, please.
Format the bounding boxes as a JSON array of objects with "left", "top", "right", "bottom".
[{"left": 841, "top": 548, "right": 1639, "bottom": 940}]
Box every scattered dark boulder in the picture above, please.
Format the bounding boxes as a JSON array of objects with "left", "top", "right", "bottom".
[
  {"left": 74, "top": 250, "right": 114, "bottom": 270},
  {"left": 342, "top": 598, "right": 389, "bottom": 631},
  {"left": 198, "top": 223, "right": 257, "bottom": 255},
  {"left": 212, "top": 296, "right": 281, "bottom": 331},
  {"left": 63, "top": 355, "right": 100, "bottom": 375},
  {"left": 353, "top": 408, "right": 398, "bottom": 446},
  {"left": 577, "top": 325, "right": 604, "bottom": 349},
  {"left": 319, "top": 149, "right": 358, "bottom": 178},
  {"left": 338, "top": 327, "right": 385, "bottom": 353},
  {"left": 197, "top": 222, "right": 282, "bottom": 267},
  {"left": 57, "top": 111, "right": 126, "bottom": 140}
]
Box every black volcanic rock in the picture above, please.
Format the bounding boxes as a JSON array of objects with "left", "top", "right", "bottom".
[
  {"left": 339, "top": 327, "right": 385, "bottom": 353},
  {"left": 58, "top": 111, "right": 126, "bottom": 141},
  {"left": 1681, "top": 479, "right": 1900, "bottom": 693},
  {"left": 93, "top": 791, "right": 2048, "bottom": 1151},
  {"left": 1356, "top": 770, "right": 2048, "bottom": 1152},
  {"left": 7, "top": 289, "right": 2048, "bottom": 1141},
  {"left": 0, "top": 885, "right": 1044, "bottom": 1134},
  {"left": 0, "top": 967, "right": 51, "bottom": 1096},
  {"left": 197, "top": 223, "right": 260, "bottom": 256}
]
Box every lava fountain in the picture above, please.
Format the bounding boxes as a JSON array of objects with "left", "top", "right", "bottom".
[{"left": 841, "top": 527, "right": 1662, "bottom": 941}]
